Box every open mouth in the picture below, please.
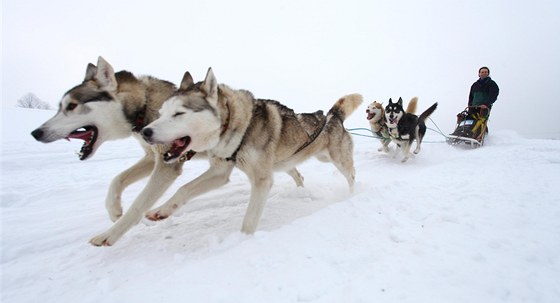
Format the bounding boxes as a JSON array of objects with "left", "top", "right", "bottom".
[
  {"left": 367, "top": 112, "right": 376, "bottom": 120},
  {"left": 163, "top": 136, "right": 193, "bottom": 162},
  {"left": 65, "top": 126, "right": 98, "bottom": 160},
  {"left": 387, "top": 115, "right": 399, "bottom": 125}
]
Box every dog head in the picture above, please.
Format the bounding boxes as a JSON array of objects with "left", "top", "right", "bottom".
[
  {"left": 30, "top": 57, "right": 133, "bottom": 160},
  {"left": 385, "top": 97, "right": 405, "bottom": 128},
  {"left": 366, "top": 101, "right": 384, "bottom": 124},
  {"left": 142, "top": 68, "right": 222, "bottom": 163}
]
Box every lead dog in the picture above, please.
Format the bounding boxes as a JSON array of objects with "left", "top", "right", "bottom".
[
  {"left": 30, "top": 57, "right": 304, "bottom": 246},
  {"left": 366, "top": 97, "right": 417, "bottom": 152},
  {"left": 385, "top": 97, "right": 438, "bottom": 162},
  {"left": 141, "top": 68, "right": 362, "bottom": 234}
]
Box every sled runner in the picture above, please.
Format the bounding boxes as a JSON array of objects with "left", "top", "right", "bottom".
[{"left": 446, "top": 106, "right": 490, "bottom": 148}]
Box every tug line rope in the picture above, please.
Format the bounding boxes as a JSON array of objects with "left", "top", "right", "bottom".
[{"left": 346, "top": 117, "right": 449, "bottom": 143}]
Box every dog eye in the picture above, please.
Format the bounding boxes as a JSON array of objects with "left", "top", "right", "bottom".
[
  {"left": 173, "top": 112, "right": 185, "bottom": 117},
  {"left": 66, "top": 103, "right": 78, "bottom": 111}
]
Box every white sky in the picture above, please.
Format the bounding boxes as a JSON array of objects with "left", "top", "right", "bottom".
[{"left": 2, "top": 0, "right": 560, "bottom": 138}]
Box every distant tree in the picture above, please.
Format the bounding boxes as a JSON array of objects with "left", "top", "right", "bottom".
[{"left": 16, "top": 93, "right": 52, "bottom": 110}]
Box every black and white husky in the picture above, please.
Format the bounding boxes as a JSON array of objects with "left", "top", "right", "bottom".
[{"left": 385, "top": 97, "right": 438, "bottom": 162}]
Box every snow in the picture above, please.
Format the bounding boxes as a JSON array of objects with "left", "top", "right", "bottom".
[{"left": 2, "top": 107, "right": 560, "bottom": 303}]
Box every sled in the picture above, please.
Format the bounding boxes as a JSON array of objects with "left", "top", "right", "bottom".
[{"left": 446, "top": 106, "right": 490, "bottom": 148}]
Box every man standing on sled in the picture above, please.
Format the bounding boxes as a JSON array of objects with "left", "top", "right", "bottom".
[
  {"left": 451, "top": 66, "right": 500, "bottom": 139},
  {"left": 468, "top": 66, "right": 499, "bottom": 114}
]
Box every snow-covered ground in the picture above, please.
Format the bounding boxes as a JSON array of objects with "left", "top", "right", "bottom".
[{"left": 2, "top": 107, "right": 559, "bottom": 303}]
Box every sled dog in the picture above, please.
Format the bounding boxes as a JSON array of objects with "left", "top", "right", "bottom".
[
  {"left": 367, "top": 97, "right": 417, "bottom": 152},
  {"left": 385, "top": 97, "right": 438, "bottom": 162},
  {"left": 141, "top": 68, "right": 362, "bottom": 234},
  {"left": 366, "top": 101, "right": 392, "bottom": 152},
  {"left": 30, "top": 57, "right": 305, "bottom": 246}
]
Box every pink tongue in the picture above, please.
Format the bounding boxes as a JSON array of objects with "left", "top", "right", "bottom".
[
  {"left": 67, "top": 130, "right": 93, "bottom": 141},
  {"left": 174, "top": 138, "right": 186, "bottom": 147}
]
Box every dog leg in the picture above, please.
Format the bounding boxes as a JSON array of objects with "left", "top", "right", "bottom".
[
  {"left": 105, "top": 153, "right": 155, "bottom": 222},
  {"left": 331, "top": 160, "right": 355, "bottom": 192},
  {"left": 89, "top": 160, "right": 183, "bottom": 246},
  {"left": 241, "top": 171, "right": 274, "bottom": 234},
  {"left": 413, "top": 127, "right": 422, "bottom": 154},
  {"left": 401, "top": 142, "right": 412, "bottom": 162},
  {"left": 145, "top": 158, "right": 235, "bottom": 221},
  {"left": 378, "top": 139, "right": 390, "bottom": 152},
  {"left": 329, "top": 137, "right": 356, "bottom": 191},
  {"left": 286, "top": 168, "right": 304, "bottom": 187}
]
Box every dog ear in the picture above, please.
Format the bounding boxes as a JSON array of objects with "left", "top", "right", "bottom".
[
  {"left": 388, "top": 98, "right": 393, "bottom": 104},
  {"left": 84, "top": 63, "right": 97, "bottom": 82},
  {"left": 95, "top": 56, "right": 117, "bottom": 92},
  {"left": 201, "top": 67, "right": 218, "bottom": 101},
  {"left": 179, "top": 71, "right": 194, "bottom": 91},
  {"left": 398, "top": 97, "right": 403, "bottom": 106}
]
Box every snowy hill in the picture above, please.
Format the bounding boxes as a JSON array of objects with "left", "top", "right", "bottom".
[{"left": 2, "top": 107, "right": 559, "bottom": 303}]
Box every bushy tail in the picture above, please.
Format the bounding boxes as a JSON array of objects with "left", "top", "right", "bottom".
[
  {"left": 327, "top": 93, "right": 363, "bottom": 122},
  {"left": 406, "top": 97, "right": 418, "bottom": 114},
  {"left": 419, "top": 102, "right": 438, "bottom": 122}
]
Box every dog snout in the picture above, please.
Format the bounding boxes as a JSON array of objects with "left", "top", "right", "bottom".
[
  {"left": 141, "top": 128, "right": 153, "bottom": 141},
  {"left": 31, "top": 128, "right": 44, "bottom": 140}
]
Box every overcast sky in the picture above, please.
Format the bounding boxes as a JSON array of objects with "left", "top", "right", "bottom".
[{"left": 3, "top": 0, "right": 559, "bottom": 138}]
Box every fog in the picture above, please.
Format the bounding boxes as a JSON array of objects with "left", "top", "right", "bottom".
[{"left": 3, "top": 0, "right": 559, "bottom": 138}]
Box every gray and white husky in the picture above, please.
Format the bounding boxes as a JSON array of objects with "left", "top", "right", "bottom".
[
  {"left": 30, "top": 57, "right": 305, "bottom": 246},
  {"left": 141, "top": 68, "right": 362, "bottom": 235}
]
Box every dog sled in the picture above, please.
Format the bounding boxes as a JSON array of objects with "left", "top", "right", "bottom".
[{"left": 446, "top": 106, "right": 490, "bottom": 148}]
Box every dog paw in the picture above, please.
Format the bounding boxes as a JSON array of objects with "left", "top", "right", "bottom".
[
  {"left": 378, "top": 146, "right": 389, "bottom": 152},
  {"left": 145, "top": 209, "right": 171, "bottom": 221},
  {"left": 90, "top": 232, "right": 118, "bottom": 247}
]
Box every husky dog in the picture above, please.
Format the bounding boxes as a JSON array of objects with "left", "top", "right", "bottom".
[
  {"left": 30, "top": 57, "right": 305, "bottom": 246},
  {"left": 384, "top": 97, "right": 418, "bottom": 129},
  {"left": 366, "top": 101, "right": 392, "bottom": 152},
  {"left": 141, "top": 68, "right": 362, "bottom": 235},
  {"left": 385, "top": 97, "right": 438, "bottom": 162},
  {"left": 366, "top": 98, "right": 417, "bottom": 152}
]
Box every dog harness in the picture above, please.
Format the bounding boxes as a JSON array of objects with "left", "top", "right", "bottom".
[
  {"left": 372, "top": 121, "right": 391, "bottom": 142},
  {"left": 293, "top": 115, "right": 327, "bottom": 155},
  {"left": 388, "top": 126, "right": 406, "bottom": 141}
]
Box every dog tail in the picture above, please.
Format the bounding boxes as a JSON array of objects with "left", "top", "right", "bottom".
[
  {"left": 419, "top": 102, "right": 438, "bottom": 122},
  {"left": 327, "top": 93, "right": 363, "bottom": 122},
  {"left": 406, "top": 97, "right": 418, "bottom": 114}
]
